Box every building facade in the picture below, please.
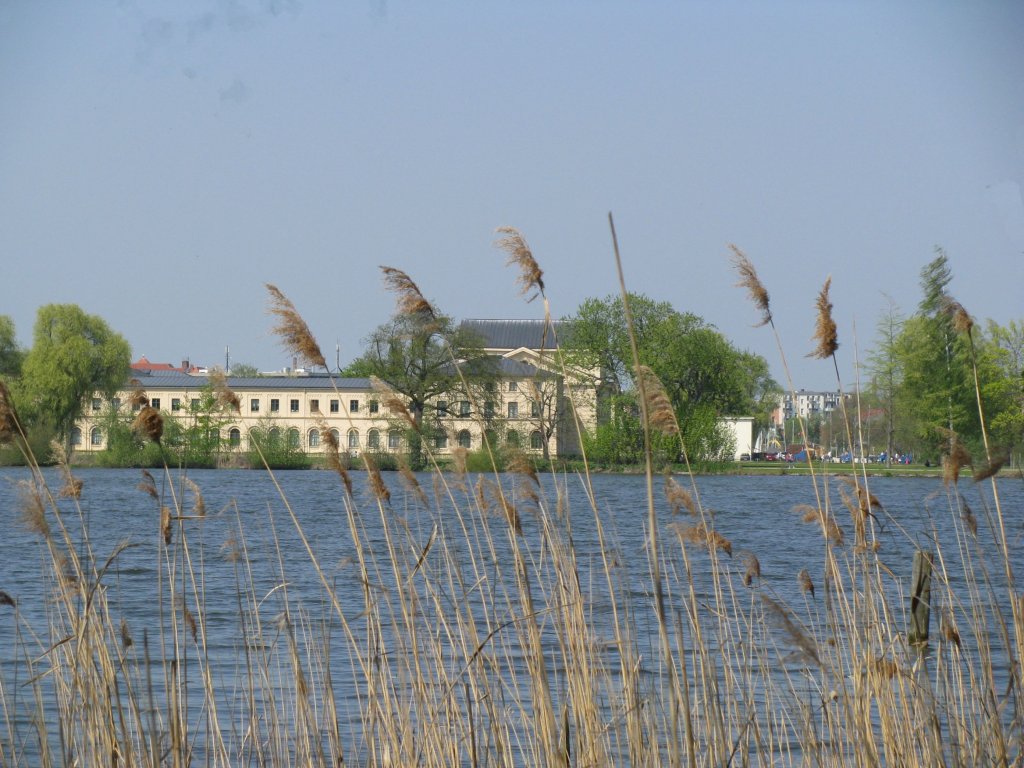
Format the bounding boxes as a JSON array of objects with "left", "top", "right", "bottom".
[
  {"left": 74, "top": 321, "right": 596, "bottom": 460},
  {"left": 782, "top": 389, "right": 841, "bottom": 421}
]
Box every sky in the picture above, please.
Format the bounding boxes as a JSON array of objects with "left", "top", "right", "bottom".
[{"left": 2, "top": 0, "right": 1022, "bottom": 391}]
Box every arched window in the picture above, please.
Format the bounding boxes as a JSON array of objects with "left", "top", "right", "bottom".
[
  {"left": 249, "top": 427, "right": 263, "bottom": 445},
  {"left": 209, "top": 429, "right": 220, "bottom": 443},
  {"left": 70, "top": 427, "right": 83, "bottom": 447},
  {"left": 530, "top": 431, "right": 543, "bottom": 450},
  {"left": 268, "top": 427, "right": 281, "bottom": 445},
  {"left": 434, "top": 432, "right": 448, "bottom": 449},
  {"left": 347, "top": 429, "right": 359, "bottom": 449},
  {"left": 388, "top": 430, "right": 401, "bottom": 449},
  {"left": 90, "top": 427, "right": 103, "bottom": 446},
  {"left": 308, "top": 429, "right": 320, "bottom": 448},
  {"left": 368, "top": 429, "right": 380, "bottom": 450},
  {"left": 229, "top": 428, "right": 241, "bottom": 447},
  {"left": 330, "top": 428, "right": 340, "bottom": 445},
  {"left": 288, "top": 428, "right": 300, "bottom": 448},
  {"left": 457, "top": 430, "right": 472, "bottom": 449},
  {"left": 506, "top": 430, "right": 520, "bottom": 448},
  {"left": 483, "top": 429, "right": 497, "bottom": 448}
]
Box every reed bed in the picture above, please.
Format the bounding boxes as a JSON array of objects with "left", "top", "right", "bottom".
[{"left": 0, "top": 233, "right": 1021, "bottom": 767}]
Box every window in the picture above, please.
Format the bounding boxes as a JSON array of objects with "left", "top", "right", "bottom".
[
  {"left": 506, "top": 430, "right": 520, "bottom": 447},
  {"left": 90, "top": 427, "right": 103, "bottom": 446},
  {"left": 368, "top": 429, "right": 380, "bottom": 450},
  {"left": 150, "top": 398, "right": 160, "bottom": 410},
  {"left": 91, "top": 398, "right": 102, "bottom": 412},
  {"left": 250, "top": 399, "right": 260, "bottom": 413},
  {"left": 310, "top": 399, "right": 320, "bottom": 413},
  {"left": 308, "top": 429, "right": 320, "bottom": 448},
  {"left": 457, "top": 430, "right": 471, "bottom": 449},
  {"left": 229, "top": 428, "right": 241, "bottom": 447},
  {"left": 111, "top": 397, "right": 121, "bottom": 410},
  {"left": 508, "top": 381, "right": 518, "bottom": 392},
  {"left": 349, "top": 399, "right": 359, "bottom": 413},
  {"left": 388, "top": 430, "right": 401, "bottom": 449},
  {"left": 348, "top": 429, "right": 359, "bottom": 448},
  {"left": 71, "top": 427, "right": 83, "bottom": 446},
  {"left": 437, "top": 400, "right": 448, "bottom": 416},
  {"left": 459, "top": 401, "right": 470, "bottom": 417},
  {"left": 369, "top": 400, "right": 379, "bottom": 414},
  {"left": 288, "top": 428, "right": 300, "bottom": 448},
  {"left": 507, "top": 402, "right": 518, "bottom": 419},
  {"left": 330, "top": 399, "right": 339, "bottom": 413},
  {"left": 330, "top": 428, "right": 340, "bottom": 445},
  {"left": 290, "top": 399, "right": 299, "bottom": 413},
  {"left": 484, "top": 401, "right": 494, "bottom": 419},
  {"left": 270, "top": 399, "right": 280, "bottom": 413},
  {"left": 530, "top": 431, "right": 544, "bottom": 450},
  {"left": 209, "top": 429, "right": 220, "bottom": 442},
  {"left": 191, "top": 398, "right": 200, "bottom": 410},
  {"left": 269, "top": 427, "right": 281, "bottom": 443},
  {"left": 484, "top": 429, "right": 497, "bottom": 447},
  {"left": 171, "top": 398, "right": 182, "bottom": 412},
  {"left": 434, "top": 432, "right": 448, "bottom": 449},
  {"left": 484, "top": 381, "right": 495, "bottom": 393},
  {"left": 530, "top": 400, "right": 541, "bottom": 418}
]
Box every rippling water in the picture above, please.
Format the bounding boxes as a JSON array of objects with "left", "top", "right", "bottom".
[{"left": 1, "top": 466, "right": 1021, "bottom": 763}]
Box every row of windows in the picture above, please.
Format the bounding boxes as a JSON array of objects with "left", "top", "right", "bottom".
[
  {"left": 92, "top": 395, "right": 543, "bottom": 419},
  {"left": 72, "top": 426, "right": 546, "bottom": 451}
]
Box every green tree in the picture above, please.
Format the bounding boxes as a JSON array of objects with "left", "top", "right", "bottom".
[
  {"left": 229, "top": 362, "right": 261, "bottom": 377},
  {"left": 866, "top": 296, "right": 905, "bottom": 463},
  {"left": 563, "top": 293, "right": 778, "bottom": 462},
  {"left": 345, "top": 312, "right": 497, "bottom": 469},
  {"left": 0, "top": 316, "right": 23, "bottom": 378},
  {"left": 17, "top": 305, "right": 131, "bottom": 442},
  {"left": 894, "top": 251, "right": 977, "bottom": 460},
  {"left": 978, "top": 319, "right": 1024, "bottom": 463}
]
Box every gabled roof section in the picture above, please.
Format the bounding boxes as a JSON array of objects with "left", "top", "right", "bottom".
[{"left": 461, "top": 319, "right": 562, "bottom": 353}]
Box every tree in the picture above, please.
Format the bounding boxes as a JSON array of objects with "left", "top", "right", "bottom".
[
  {"left": 345, "top": 311, "right": 497, "bottom": 469},
  {"left": 894, "top": 251, "right": 977, "bottom": 460},
  {"left": 0, "top": 316, "right": 24, "bottom": 379},
  {"left": 979, "top": 319, "right": 1024, "bottom": 464},
  {"left": 562, "top": 293, "right": 778, "bottom": 462},
  {"left": 866, "top": 296, "right": 905, "bottom": 464},
  {"left": 229, "top": 362, "right": 261, "bottom": 378},
  {"left": 17, "top": 305, "right": 131, "bottom": 441}
]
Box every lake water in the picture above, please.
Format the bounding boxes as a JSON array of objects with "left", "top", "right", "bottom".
[{"left": 1, "top": 466, "right": 1021, "bottom": 764}]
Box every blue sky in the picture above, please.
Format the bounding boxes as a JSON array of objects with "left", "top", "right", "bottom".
[{"left": 2, "top": 1, "right": 1021, "bottom": 391}]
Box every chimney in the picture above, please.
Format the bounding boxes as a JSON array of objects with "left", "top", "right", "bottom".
[{"left": 181, "top": 359, "right": 189, "bottom": 371}]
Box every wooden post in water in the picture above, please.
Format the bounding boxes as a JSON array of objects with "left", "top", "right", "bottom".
[{"left": 908, "top": 550, "right": 934, "bottom": 647}]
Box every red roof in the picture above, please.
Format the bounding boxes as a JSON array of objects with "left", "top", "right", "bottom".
[{"left": 131, "top": 356, "right": 203, "bottom": 374}]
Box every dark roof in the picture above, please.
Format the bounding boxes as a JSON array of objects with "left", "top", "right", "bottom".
[{"left": 461, "top": 319, "right": 563, "bottom": 351}]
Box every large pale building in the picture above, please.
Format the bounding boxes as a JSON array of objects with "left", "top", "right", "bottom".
[{"left": 73, "top": 320, "right": 596, "bottom": 460}]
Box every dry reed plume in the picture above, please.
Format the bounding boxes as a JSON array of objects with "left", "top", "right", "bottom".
[
  {"left": 809, "top": 276, "right": 838, "bottom": 359},
  {"left": 320, "top": 424, "right": 353, "bottom": 496},
  {"left": 664, "top": 474, "right": 697, "bottom": 516},
  {"left": 495, "top": 226, "right": 545, "bottom": 301},
  {"left": 132, "top": 405, "right": 163, "bottom": 444},
  {"left": 729, "top": 243, "right": 772, "bottom": 327},
  {"left": 380, "top": 265, "right": 436, "bottom": 319},
  {"left": 210, "top": 368, "right": 241, "bottom": 412},
  {"left": 636, "top": 364, "right": 679, "bottom": 438},
  {"left": 371, "top": 376, "right": 418, "bottom": 430},
  {"left": 266, "top": 283, "right": 328, "bottom": 369},
  {"left": 0, "top": 380, "right": 21, "bottom": 443}
]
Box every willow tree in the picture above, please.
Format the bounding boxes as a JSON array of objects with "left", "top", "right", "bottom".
[{"left": 18, "top": 304, "right": 131, "bottom": 442}]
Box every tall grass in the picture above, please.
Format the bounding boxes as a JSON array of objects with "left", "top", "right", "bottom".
[{"left": 0, "top": 233, "right": 1021, "bottom": 766}]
